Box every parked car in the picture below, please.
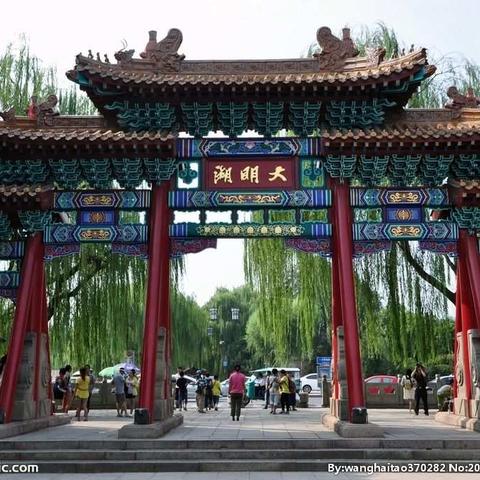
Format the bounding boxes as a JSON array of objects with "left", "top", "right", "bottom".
[
  {"left": 427, "top": 374, "right": 454, "bottom": 394},
  {"left": 300, "top": 373, "right": 321, "bottom": 393},
  {"left": 365, "top": 375, "right": 398, "bottom": 395}
]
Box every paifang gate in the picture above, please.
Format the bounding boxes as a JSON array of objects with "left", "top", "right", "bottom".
[{"left": 0, "top": 26, "right": 479, "bottom": 427}]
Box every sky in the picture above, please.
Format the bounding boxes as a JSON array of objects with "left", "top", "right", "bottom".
[{"left": 1, "top": 0, "right": 478, "bottom": 304}]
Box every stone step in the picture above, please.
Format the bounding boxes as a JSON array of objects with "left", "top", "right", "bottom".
[
  {"left": 2, "top": 438, "right": 480, "bottom": 451},
  {"left": 1, "top": 448, "right": 480, "bottom": 462},
  {"left": 3, "top": 459, "right": 480, "bottom": 473}
]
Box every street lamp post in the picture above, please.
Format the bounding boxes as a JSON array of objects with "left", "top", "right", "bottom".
[{"left": 208, "top": 306, "right": 240, "bottom": 378}]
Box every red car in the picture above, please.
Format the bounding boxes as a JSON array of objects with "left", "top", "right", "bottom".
[{"left": 365, "top": 375, "right": 398, "bottom": 395}]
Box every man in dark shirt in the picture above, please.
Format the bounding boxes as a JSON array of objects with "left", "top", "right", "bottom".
[
  {"left": 413, "top": 363, "right": 429, "bottom": 416},
  {"left": 176, "top": 371, "right": 189, "bottom": 411}
]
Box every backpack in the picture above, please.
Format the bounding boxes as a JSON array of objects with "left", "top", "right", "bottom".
[
  {"left": 288, "top": 378, "right": 296, "bottom": 394},
  {"left": 196, "top": 378, "right": 206, "bottom": 394}
]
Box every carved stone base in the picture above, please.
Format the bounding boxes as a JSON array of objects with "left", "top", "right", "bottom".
[
  {"left": 12, "top": 333, "right": 35, "bottom": 421},
  {"left": 119, "top": 413, "right": 183, "bottom": 439},
  {"left": 330, "top": 398, "right": 349, "bottom": 421},
  {"left": 469, "top": 399, "right": 480, "bottom": 418},
  {"left": 321, "top": 413, "right": 383, "bottom": 438},
  {"left": 454, "top": 398, "right": 469, "bottom": 417},
  {"left": 11, "top": 332, "right": 51, "bottom": 422},
  {"left": 154, "top": 398, "right": 174, "bottom": 422}
]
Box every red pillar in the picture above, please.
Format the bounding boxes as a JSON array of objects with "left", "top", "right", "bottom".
[
  {"left": 456, "top": 240, "right": 474, "bottom": 410},
  {"left": 463, "top": 231, "right": 480, "bottom": 329},
  {"left": 453, "top": 261, "right": 462, "bottom": 399},
  {"left": 331, "top": 226, "right": 342, "bottom": 400},
  {"left": 0, "top": 233, "right": 42, "bottom": 423},
  {"left": 332, "top": 179, "right": 365, "bottom": 416},
  {"left": 138, "top": 183, "right": 170, "bottom": 419}
]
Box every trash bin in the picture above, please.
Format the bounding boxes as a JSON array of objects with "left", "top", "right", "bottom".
[
  {"left": 351, "top": 407, "right": 367, "bottom": 424},
  {"left": 246, "top": 379, "right": 255, "bottom": 400}
]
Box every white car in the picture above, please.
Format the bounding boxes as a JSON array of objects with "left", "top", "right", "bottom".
[
  {"left": 300, "top": 373, "right": 321, "bottom": 393},
  {"left": 220, "top": 379, "right": 229, "bottom": 396}
]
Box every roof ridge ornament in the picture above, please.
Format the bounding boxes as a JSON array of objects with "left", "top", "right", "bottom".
[
  {"left": 445, "top": 86, "right": 480, "bottom": 110},
  {"left": 314, "top": 26, "right": 359, "bottom": 69},
  {"left": 139, "top": 28, "right": 185, "bottom": 71}
]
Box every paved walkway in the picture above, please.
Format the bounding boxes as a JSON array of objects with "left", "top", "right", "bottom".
[{"left": 6, "top": 397, "right": 479, "bottom": 442}]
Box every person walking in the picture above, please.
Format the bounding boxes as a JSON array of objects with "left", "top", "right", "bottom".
[
  {"left": 413, "top": 363, "right": 429, "bottom": 416},
  {"left": 176, "top": 371, "right": 189, "bottom": 411},
  {"left": 204, "top": 372, "right": 213, "bottom": 411},
  {"left": 74, "top": 367, "right": 90, "bottom": 421},
  {"left": 112, "top": 367, "right": 128, "bottom": 417},
  {"left": 264, "top": 370, "right": 272, "bottom": 409},
  {"left": 85, "top": 364, "right": 96, "bottom": 413},
  {"left": 269, "top": 369, "right": 280, "bottom": 414},
  {"left": 228, "top": 364, "right": 246, "bottom": 421},
  {"left": 279, "top": 369, "right": 290, "bottom": 414},
  {"left": 126, "top": 369, "right": 139, "bottom": 415},
  {"left": 195, "top": 371, "right": 207, "bottom": 413},
  {"left": 62, "top": 364, "right": 73, "bottom": 413},
  {"left": 212, "top": 375, "right": 221, "bottom": 411},
  {"left": 288, "top": 373, "right": 297, "bottom": 411},
  {"left": 401, "top": 368, "right": 415, "bottom": 413}
]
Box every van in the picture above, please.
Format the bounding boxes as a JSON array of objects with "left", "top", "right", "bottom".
[{"left": 246, "top": 367, "right": 301, "bottom": 398}]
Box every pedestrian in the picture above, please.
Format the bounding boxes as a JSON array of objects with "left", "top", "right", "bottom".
[
  {"left": 228, "top": 364, "right": 246, "bottom": 421},
  {"left": 53, "top": 367, "right": 67, "bottom": 411},
  {"left": 204, "top": 372, "right": 213, "bottom": 410},
  {"left": 126, "top": 369, "right": 139, "bottom": 415},
  {"left": 269, "top": 368, "right": 280, "bottom": 414},
  {"left": 401, "top": 368, "right": 415, "bottom": 413},
  {"left": 279, "top": 369, "right": 290, "bottom": 414},
  {"left": 62, "top": 364, "right": 73, "bottom": 413},
  {"left": 112, "top": 367, "right": 128, "bottom": 417},
  {"left": 264, "top": 370, "right": 272, "bottom": 409},
  {"left": 413, "top": 363, "right": 429, "bottom": 416},
  {"left": 85, "top": 364, "right": 96, "bottom": 413},
  {"left": 195, "top": 370, "right": 207, "bottom": 413},
  {"left": 176, "top": 371, "right": 189, "bottom": 411},
  {"left": 74, "top": 367, "right": 90, "bottom": 421},
  {"left": 212, "top": 375, "right": 221, "bottom": 411},
  {"left": 437, "top": 378, "right": 454, "bottom": 411},
  {"left": 288, "top": 373, "right": 297, "bottom": 411}
]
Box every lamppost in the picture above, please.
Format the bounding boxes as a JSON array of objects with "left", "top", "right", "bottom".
[{"left": 208, "top": 306, "right": 240, "bottom": 378}]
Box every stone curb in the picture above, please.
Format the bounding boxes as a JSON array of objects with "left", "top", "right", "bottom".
[
  {"left": 0, "top": 414, "right": 71, "bottom": 439},
  {"left": 118, "top": 413, "right": 183, "bottom": 439}
]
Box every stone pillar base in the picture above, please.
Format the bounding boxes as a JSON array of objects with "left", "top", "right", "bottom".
[
  {"left": 321, "top": 413, "right": 383, "bottom": 437},
  {"left": 154, "top": 398, "right": 174, "bottom": 422},
  {"left": 119, "top": 413, "right": 183, "bottom": 438},
  {"left": 454, "top": 397, "right": 469, "bottom": 417},
  {"left": 330, "top": 398, "right": 349, "bottom": 421}
]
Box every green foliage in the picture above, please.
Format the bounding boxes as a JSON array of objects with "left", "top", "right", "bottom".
[{"left": 203, "top": 285, "right": 256, "bottom": 375}]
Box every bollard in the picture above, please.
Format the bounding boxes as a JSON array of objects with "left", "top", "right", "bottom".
[
  {"left": 351, "top": 407, "right": 368, "bottom": 424},
  {"left": 299, "top": 392, "right": 309, "bottom": 408},
  {"left": 134, "top": 408, "right": 150, "bottom": 425}
]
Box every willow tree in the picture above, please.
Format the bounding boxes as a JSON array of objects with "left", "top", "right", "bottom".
[
  {"left": 244, "top": 24, "right": 480, "bottom": 373},
  {"left": 0, "top": 40, "right": 210, "bottom": 372}
]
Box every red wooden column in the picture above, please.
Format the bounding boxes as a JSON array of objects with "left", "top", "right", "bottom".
[
  {"left": 139, "top": 183, "right": 170, "bottom": 419},
  {"left": 463, "top": 231, "right": 480, "bottom": 329},
  {"left": 0, "top": 233, "right": 42, "bottom": 423},
  {"left": 453, "top": 261, "right": 462, "bottom": 399},
  {"left": 332, "top": 179, "right": 365, "bottom": 417},
  {"left": 330, "top": 219, "right": 342, "bottom": 400},
  {"left": 455, "top": 237, "right": 474, "bottom": 412}
]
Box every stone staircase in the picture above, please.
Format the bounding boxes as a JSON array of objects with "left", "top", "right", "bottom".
[{"left": 1, "top": 439, "right": 480, "bottom": 472}]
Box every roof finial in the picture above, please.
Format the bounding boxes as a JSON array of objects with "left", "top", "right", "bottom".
[
  {"left": 314, "top": 26, "right": 358, "bottom": 69},
  {"left": 445, "top": 86, "right": 480, "bottom": 110},
  {"left": 139, "top": 28, "right": 185, "bottom": 71}
]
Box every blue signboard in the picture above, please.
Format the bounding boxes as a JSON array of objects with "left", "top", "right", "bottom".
[{"left": 316, "top": 356, "right": 331, "bottom": 366}]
